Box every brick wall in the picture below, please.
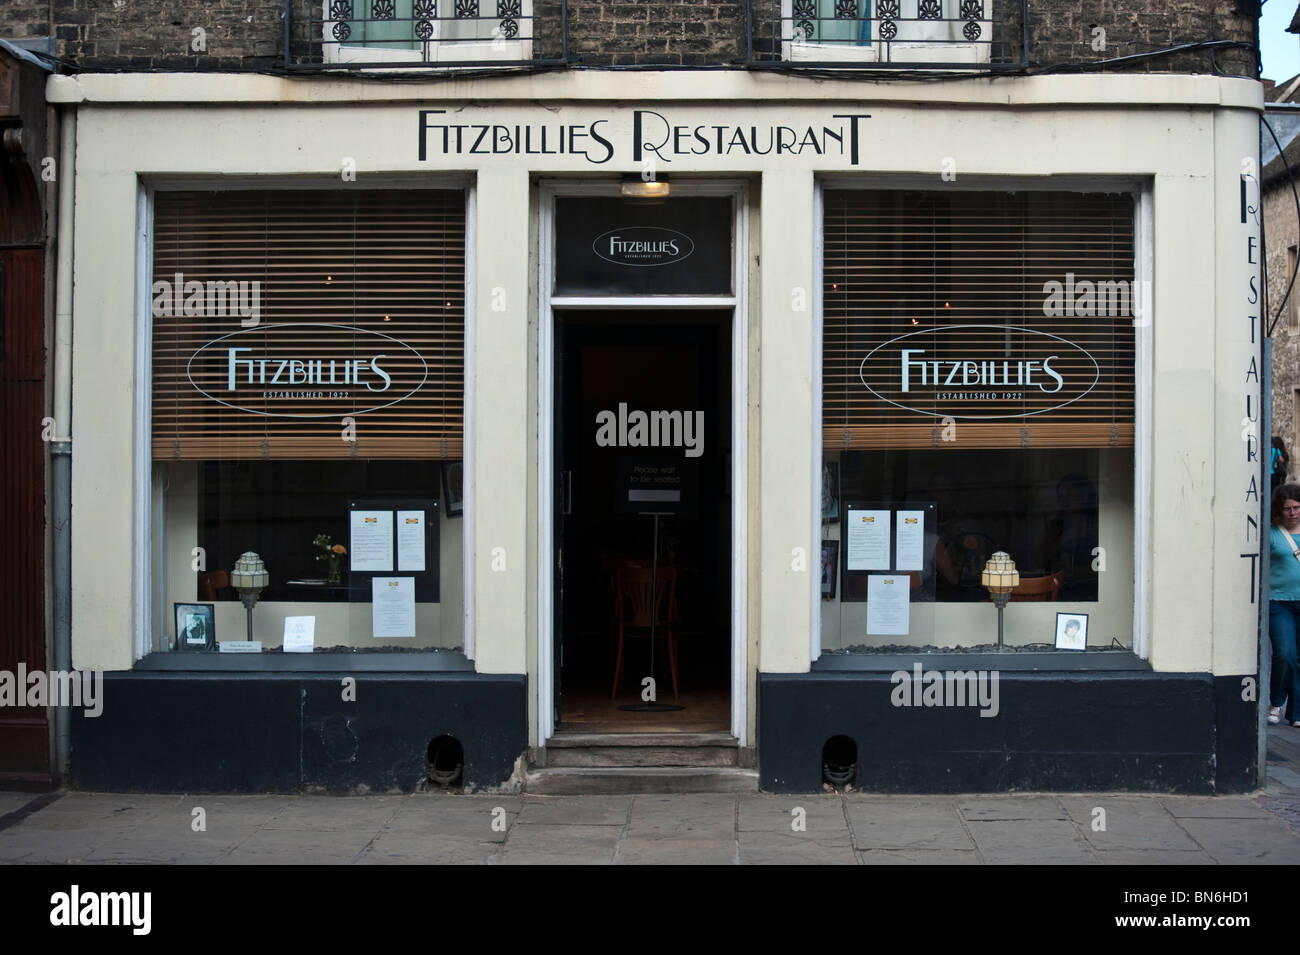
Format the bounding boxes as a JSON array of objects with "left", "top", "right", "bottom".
[
  {"left": 0, "top": 2, "right": 52, "bottom": 46},
  {"left": 0, "top": 0, "right": 1263, "bottom": 73}
]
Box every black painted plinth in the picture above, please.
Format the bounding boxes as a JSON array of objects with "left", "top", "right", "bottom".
[
  {"left": 759, "top": 670, "right": 1259, "bottom": 794},
  {"left": 71, "top": 670, "right": 527, "bottom": 793}
]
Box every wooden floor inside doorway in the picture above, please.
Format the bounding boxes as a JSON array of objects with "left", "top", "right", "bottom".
[{"left": 557, "top": 687, "right": 730, "bottom": 734}]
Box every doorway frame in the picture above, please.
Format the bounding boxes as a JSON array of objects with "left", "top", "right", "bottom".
[{"left": 537, "top": 178, "right": 750, "bottom": 745}]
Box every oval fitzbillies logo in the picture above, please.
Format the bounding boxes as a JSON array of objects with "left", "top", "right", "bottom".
[
  {"left": 858, "top": 324, "right": 1100, "bottom": 420},
  {"left": 186, "top": 323, "right": 428, "bottom": 418},
  {"left": 593, "top": 227, "right": 695, "bottom": 267}
]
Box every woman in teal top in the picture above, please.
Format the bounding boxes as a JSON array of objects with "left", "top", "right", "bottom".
[{"left": 1268, "top": 483, "right": 1300, "bottom": 725}]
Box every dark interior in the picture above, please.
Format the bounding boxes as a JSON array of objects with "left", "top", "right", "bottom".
[{"left": 555, "top": 310, "right": 732, "bottom": 711}]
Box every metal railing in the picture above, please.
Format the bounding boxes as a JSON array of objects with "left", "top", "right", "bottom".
[
  {"left": 746, "top": 0, "right": 1028, "bottom": 70},
  {"left": 285, "top": 0, "right": 569, "bottom": 70}
]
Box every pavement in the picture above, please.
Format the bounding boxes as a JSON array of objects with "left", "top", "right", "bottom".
[{"left": 2, "top": 725, "right": 1299, "bottom": 865}]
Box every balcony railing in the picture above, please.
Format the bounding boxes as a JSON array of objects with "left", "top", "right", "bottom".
[
  {"left": 746, "top": 0, "right": 1028, "bottom": 70},
  {"left": 285, "top": 0, "right": 569, "bottom": 70},
  {"left": 283, "top": 0, "right": 1024, "bottom": 71}
]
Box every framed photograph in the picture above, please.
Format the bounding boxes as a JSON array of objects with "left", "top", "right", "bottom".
[
  {"left": 1055, "top": 612, "right": 1088, "bottom": 651},
  {"left": 821, "top": 461, "right": 840, "bottom": 523},
  {"left": 821, "top": 540, "right": 839, "bottom": 600},
  {"left": 443, "top": 462, "right": 464, "bottom": 518},
  {"left": 175, "top": 602, "right": 216, "bottom": 651}
]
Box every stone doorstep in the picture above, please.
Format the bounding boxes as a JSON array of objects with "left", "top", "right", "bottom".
[
  {"left": 533, "top": 731, "right": 750, "bottom": 769},
  {"left": 523, "top": 766, "right": 760, "bottom": 795}
]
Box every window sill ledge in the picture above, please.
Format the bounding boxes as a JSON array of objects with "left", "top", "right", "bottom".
[
  {"left": 131, "top": 649, "right": 475, "bottom": 673},
  {"left": 812, "top": 648, "right": 1149, "bottom": 673}
]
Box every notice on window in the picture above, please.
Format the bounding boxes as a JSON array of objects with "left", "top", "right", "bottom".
[
  {"left": 283, "top": 616, "right": 315, "bottom": 653},
  {"left": 372, "top": 577, "right": 416, "bottom": 639},
  {"left": 866, "top": 574, "right": 910, "bottom": 636},
  {"left": 350, "top": 510, "right": 394, "bottom": 572},
  {"left": 397, "top": 510, "right": 426, "bottom": 572},
  {"left": 895, "top": 510, "right": 925, "bottom": 572},
  {"left": 846, "top": 509, "right": 890, "bottom": 570}
]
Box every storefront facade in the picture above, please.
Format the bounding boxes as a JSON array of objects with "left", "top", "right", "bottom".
[{"left": 55, "top": 69, "right": 1264, "bottom": 793}]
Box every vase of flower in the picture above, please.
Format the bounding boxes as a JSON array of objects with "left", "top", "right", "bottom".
[{"left": 314, "top": 534, "right": 348, "bottom": 586}]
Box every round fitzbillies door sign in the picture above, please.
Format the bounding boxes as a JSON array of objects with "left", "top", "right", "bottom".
[
  {"left": 858, "top": 324, "right": 1100, "bottom": 420},
  {"left": 186, "top": 323, "right": 429, "bottom": 418},
  {"left": 593, "top": 226, "right": 694, "bottom": 267}
]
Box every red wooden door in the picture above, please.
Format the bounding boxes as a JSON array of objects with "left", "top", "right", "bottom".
[{"left": 0, "top": 245, "right": 50, "bottom": 785}]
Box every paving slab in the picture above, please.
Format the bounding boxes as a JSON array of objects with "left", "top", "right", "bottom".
[
  {"left": 515, "top": 795, "right": 633, "bottom": 826},
  {"left": 1058, "top": 797, "right": 1202, "bottom": 852},
  {"left": 857, "top": 848, "right": 980, "bottom": 864},
  {"left": 496, "top": 824, "right": 621, "bottom": 864},
  {"left": 259, "top": 795, "right": 407, "bottom": 831},
  {"left": 846, "top": 801, "right": 972, "bottom": 850},
  {"left": 959, "top": 796, "right": 1068, "bottom": 821},
  {"left": 965, "top": 820, "right": 1096, "bottom": 864},
  {"left": 738, "top": 795, "right": 849, "bottom": 834},
  {"left": 1265, "top": 766, "right": 1300, "bottom": 789},
  {"left": 386, "top": 806, "right": 515, "bottom": 841},
  {"left": 616, "top": 836, "right": 737, "bottom": 865},
  {"left": 626, "top": 794, "right": 736, "bottom": 839},
  {"left": 1158, "top": 796, "right": 1273, "bottom": 819},
  {"left": 218, "top": 826, "right": 378, "bottom": 865},
  {"left": 738, "top": 831, "right": 855, "bottom": 865},
  {"left": 1095, "top": 849, "right": 1217, "bottom": 865},
  {"left": 0, "top": 792, "right": 40, "bottom": 816},
  {"left": 0, "top": 828, "right": 99, "bottom": 863},
  {"left": 1177, "top": 817, "right": 1300, "bottom": 863},
  {"left": 356, "top": 833, "right": 497, "bottom": 864}
]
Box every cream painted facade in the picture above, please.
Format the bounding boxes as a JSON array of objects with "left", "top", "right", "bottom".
[{"left": 50, "top": 70, "right": 1263, "bottom": 748}]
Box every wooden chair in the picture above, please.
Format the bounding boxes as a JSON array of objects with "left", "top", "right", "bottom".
[
  {"left": 611, "top": 565, "right": 679, "bottom": 700},
  {"left": 198, "top": 570, "right": 229, "bottom": 601},
  {"left": 1008, "top": 572, "right": 1061, "bottom": 602}
]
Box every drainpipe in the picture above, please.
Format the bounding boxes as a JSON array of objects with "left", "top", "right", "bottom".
[{"left": 51, "top": 106, "right": 75, "bottom": 780}]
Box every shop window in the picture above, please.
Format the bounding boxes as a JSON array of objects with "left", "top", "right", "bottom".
[
  {"left": 323, "top": 0, "right": 532, "bottom": 64},
  {"left": 150, "top": 188, "right": 465, "bottom": 655},
  {"left": 819, "top": 188, "right": 1136, "bottom": 651},
  {"left": 785, "top": 0, "right": 991, "bottom": 64}
]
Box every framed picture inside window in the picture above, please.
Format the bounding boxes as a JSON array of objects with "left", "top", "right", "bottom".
[
  {"left": 821, "top": 540, "right": 839, "bottom": 599},
  {"left": 822, "top": 461, "right": 840, "bottom": 523},
  {"left": 175, "top": 603, "right": 216, "bottom": 651},
  {"left": 1055, "top": 612, "right": 1088, "bottom": 651},
  {"left": 443, "top": 461, "right": 464, "bottom": 517}
]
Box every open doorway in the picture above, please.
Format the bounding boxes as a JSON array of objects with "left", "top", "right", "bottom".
[{"left": 554, "top": 310, "right": 732, "bottom": 732}]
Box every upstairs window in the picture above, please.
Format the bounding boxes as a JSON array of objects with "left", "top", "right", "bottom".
[
  {"left": 324, "top": 0, "right": 532, "bottom": 64},
  {"left": 785, "top": 0, "right": 991, "bottom": 65}
]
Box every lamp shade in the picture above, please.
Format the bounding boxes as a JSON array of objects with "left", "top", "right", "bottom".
[
  {"left": 231, "top": 551, "right": 269, "bottom": 590},
  {"left": 980, "top": 551, "right": 1019, "bottom": 594}
]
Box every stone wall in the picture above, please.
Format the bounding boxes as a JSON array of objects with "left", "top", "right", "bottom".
[{"left": 1266, "top": 174, "right": 1300, "bottom": 470}]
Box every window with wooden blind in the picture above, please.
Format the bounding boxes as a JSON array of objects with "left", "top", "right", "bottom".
[
  {"left": 823, "top": 190, "right": 1135, "bottom": 450},
  {"left": 152, "top": 189, "right": 465, "bottom": 460},
  {"left": 818, "top": 188, "right": 1137, "bottom": 648}
]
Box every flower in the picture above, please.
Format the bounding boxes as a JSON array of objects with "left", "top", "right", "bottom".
[{"left": 314, "top": 534, "right": 339, "bottom": 562}]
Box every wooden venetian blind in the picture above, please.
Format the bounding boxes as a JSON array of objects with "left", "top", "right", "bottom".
[
  {"left": 823, "top": 190, "right": 1136, "bottom": 449},
  {"left": 152, "top": 190, "right": 464, "bottom": 460}
]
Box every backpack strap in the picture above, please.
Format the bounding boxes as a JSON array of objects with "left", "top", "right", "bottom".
[{"left": 1282, "top": 528, "right": 1300, "bottom": 566}]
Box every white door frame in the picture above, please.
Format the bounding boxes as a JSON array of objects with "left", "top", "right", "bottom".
[{"left": 537, "top": 178, "right": 750, "bottom": 745}]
